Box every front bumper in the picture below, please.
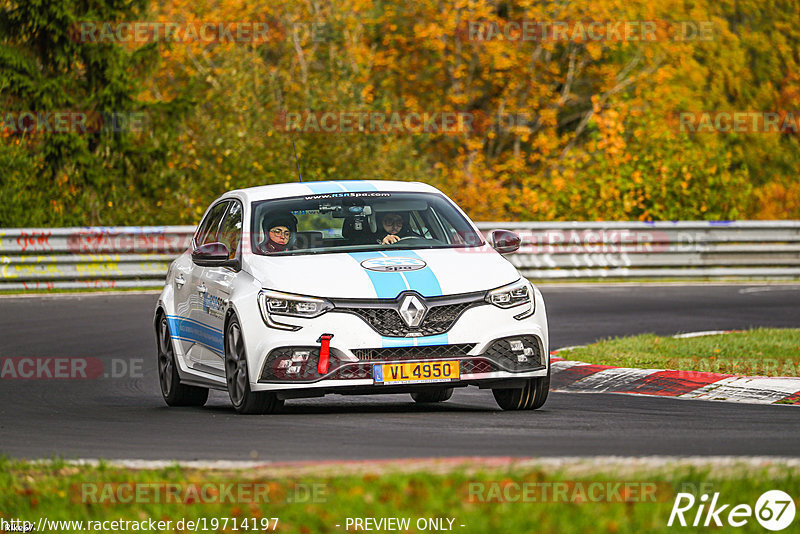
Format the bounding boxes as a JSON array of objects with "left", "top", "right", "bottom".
[
  {"left": 259, "top": 334, "right": 546, "bottom": 382},
  {"left": 240, "top": 290, "right": 550, "bottom": 398},
  {"left": 246, "top": 294, "right": 549, "bottom": 394}
]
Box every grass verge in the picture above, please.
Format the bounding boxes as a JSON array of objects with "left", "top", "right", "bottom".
[
  {"left": 558, "top": 328, "right": 800, "bottom": 377},
  {"left": 1, "top": 458, "right": 799, "bottom": 533}
]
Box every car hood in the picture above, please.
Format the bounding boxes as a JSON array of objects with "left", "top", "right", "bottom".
[{"left": 246, "top": 246, "right": 520, "bottom": 299}]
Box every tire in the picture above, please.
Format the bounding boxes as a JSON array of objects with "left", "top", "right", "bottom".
[
  {"left": 411, "top": 387, "right": 454, "bottom": 403},
  {"left": 157, "top": 315, "right": 209, "bottom": 407},
  {"left": 225, "top": 315, "right": 284, "bottom": 415},
  {"left": 492, "top": 370, "right": 550, "bottom": 411}
]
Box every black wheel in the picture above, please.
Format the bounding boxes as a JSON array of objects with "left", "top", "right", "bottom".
[
  {"left": 157, "top": 315, "right": 208, "bottom": 407},
  {"left": 411, "top": 387, "right": 454, "bottom": 403},
  {"left": 492, "top": 370, "right": 550, "bottom": 411},
  {"left": 225, "top": 316, "right": 283, "bottom": 414}
]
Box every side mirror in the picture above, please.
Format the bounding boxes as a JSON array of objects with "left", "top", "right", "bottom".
[
  {"left": 192, "top": 242, "right": 235, "bottom": 267},
  {"left": 490, "top": 230, "right": 521, "bottom": 254}
]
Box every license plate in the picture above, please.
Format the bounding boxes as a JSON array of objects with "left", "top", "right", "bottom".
[{"left": 374, "top": 360, "right": 460, "bottom": 384}]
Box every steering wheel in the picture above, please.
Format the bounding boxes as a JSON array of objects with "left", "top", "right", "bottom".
[{"left": 391, "top": 236, "right": 419, "bottom": 243}]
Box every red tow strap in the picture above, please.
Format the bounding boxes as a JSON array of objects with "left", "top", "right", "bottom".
[{"left": 317, "top": 334, "right": 333, "bottom": 375}]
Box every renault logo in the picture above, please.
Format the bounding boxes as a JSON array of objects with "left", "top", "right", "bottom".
[{"left": 398, "top": 294, "right": 427, "bottom": 328}]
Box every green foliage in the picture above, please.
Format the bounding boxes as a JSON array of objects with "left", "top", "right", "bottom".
[{"left": 0, "top": 0, "right": 188, "bottom": 226}]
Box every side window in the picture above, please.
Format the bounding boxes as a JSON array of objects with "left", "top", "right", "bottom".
[
  {"left": 217, "top": 202, "right": 243, "bottom": 259},
  {"left": 410, "top": 211, "right": 432, "bottom": 238},
  {"left": 194, "top": 202, "right": 229, "bottom": 247},
  {"left": 428, "top": 207, "right": 459, "bottom": 244}
]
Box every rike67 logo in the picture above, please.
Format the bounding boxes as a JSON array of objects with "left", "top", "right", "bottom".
[{"left": 668, "top": 490, "right": 796, "bottom": 531}]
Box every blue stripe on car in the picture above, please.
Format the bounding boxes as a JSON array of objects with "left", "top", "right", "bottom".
[
  {"left": 414, "top": 334, "right": 448, "bottom": 346},
  {"left": 304, "top": 181, "right": 379, "bottom": 195},
  {"left": 348, "top": 252, "right": 407, "bottom": 299},
  {"left": 339, "top": 180, "right": 378, "bottom": 192},
  {"left": 381, "top": 337, "right": 413, "bottom": 348},
  {"left": 304, "top": 182, "right": 346, "bottom": 194},
  {"left": 166, "top": 314, "right": 222, "bottom": 332},
  {"left": 380, "top": 249, "right": 443, "bottom": 297},
  {"left": 380, "top": 334, "right": 449, "bottom": 348},
  {"left": 167, "top": 315, "right": 224, "bottom": 355}
]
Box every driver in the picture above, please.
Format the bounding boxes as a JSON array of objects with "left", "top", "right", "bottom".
[
  {"left": 257, "top": 212, "right": 297, "bottom": 253},
  {"left": 377, "top": 212, "right": 417, "bottom": 245}
]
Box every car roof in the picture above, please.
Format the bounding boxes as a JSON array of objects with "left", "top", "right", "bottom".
[{"left": 224, "top": 180, "right": 442, "bottom": 203}]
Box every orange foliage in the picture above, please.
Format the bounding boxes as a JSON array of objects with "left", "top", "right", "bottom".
[{"left": 141, "top": 0, "right": 799, "bottom": 222}]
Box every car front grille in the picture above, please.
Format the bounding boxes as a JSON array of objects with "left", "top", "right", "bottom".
[
  {"left": 352, "top": 343, "right": 476, "bottom": 361},
  {"left": 460, "top": 358, "right": 493, "bottom": 375},
  {"left": 332, "top": 292, "right": 485, "bottom": 337}
]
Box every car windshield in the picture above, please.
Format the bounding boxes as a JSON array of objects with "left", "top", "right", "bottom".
[{"left": 251, "top": 191, "right": 484, "bottom": 255}]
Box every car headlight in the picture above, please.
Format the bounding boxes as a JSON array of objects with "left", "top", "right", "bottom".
[
  {"left": 485, "top": 279, "right": 535, "bottom": 320},
  {"left": 258, "top": 290, "right": 333, "bottom": 330}
]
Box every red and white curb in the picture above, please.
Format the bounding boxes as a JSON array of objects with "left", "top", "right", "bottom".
[{"left": 549, "top": 331, "right": 800, "bottom": 406}]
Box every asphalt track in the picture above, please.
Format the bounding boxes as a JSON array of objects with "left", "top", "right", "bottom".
[{"left": 1, "top": 284, "right": 799, "bottom": 461}]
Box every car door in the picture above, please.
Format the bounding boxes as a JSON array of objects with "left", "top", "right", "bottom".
[
  {"left": 184, "top": 200, "right": 230, "bottom": 374},
  {"left": 168, "top": 253, "right": 195, "bottom": 363},
  {"left": 196, "top": 200, "right": 243, "bottom": 373},
  {"left": 170, "top": 201, "right": 227, "bottom": 365}
]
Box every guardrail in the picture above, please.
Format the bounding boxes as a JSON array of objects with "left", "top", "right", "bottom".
[
  {"left": 0, "top": 227, "right": 194, "bottom": 291},
  {"left": 1, "top": 221, "right": 798, "bottom": 290},
  {"left": 479, "top": 220, "right": 800, "bottom": 280}
]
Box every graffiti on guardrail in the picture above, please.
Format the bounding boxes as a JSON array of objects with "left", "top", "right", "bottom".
[
  {"left": 14, "top": 281, "right": 56, "bottom": 290},
  {"left": 15, "top": 231, "right": 53, "bottom": 252},
  {"left": 9, "top": 263, "right": 63, "bottom": 277},
  {"left": 0, "top": 280, "right": 126, "bottom": 290},
  {"left": 75, "top": 262, "right": 122, "bottom": 275}
]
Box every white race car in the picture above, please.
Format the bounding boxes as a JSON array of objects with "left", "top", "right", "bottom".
[{"left": 154, "top": 180, "right": 549, "bottom": 414}]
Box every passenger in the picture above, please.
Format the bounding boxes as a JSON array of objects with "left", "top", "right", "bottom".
[
  {"left": 257, "top": 213, "right": 297, "bottom": 253},
  {"left": 376, "top": 212, "right": 418, "bottom": 245},
  {"left": 342, "top": 216, "right": 376, "bottom": 245}
]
